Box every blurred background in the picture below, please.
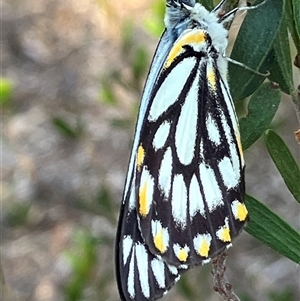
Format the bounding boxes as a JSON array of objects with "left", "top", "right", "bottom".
[{"left": 1, "top": 0, "right": 299, "bottom": 301}]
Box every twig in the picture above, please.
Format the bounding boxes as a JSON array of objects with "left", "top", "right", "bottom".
[{"left": 211, "top": 251, "right": 241, "bottom": 301}]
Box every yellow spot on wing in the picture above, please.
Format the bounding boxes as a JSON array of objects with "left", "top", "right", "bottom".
[
  {"left": 154, "top": 229, "right": 167, "bottom": 253},
  {"left": 237, "top": 203, "right": 248, "bottom": 221},
  {"left": 207, "top": 67, "right": 216, "bottom": 89},
  {"left": 199, "top": 239, "right": 210, "bottom": 257},
  {"left": 137, "top": 144, "right": 145, "bottom": 171},
  {"left": 177, "top": 248, "right": 188, "bottom": 262},
  {"left": 139, "top": 182, "right": 148, "bottom": 216},
  {"left": 165, "top": 30, "right": 206, "bottom": 68},
  {"left": 219, "top": 227, "right": 231, "bottom": 242}
]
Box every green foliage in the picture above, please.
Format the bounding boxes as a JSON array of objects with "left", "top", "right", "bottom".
[
  {"left": 268, "top": 287, "right": 296, "bottom": 301},
  {"left": 229, "top": 0, "right": 284, "bottom": 100},
  {"left": 144, "top": 0, "right": 165, "bottom": 37},
  {"left": 225, "top": 0, "right": 300, "bottom": 271},
  {"left": 0, "top": 78, "right": 13, "bottom": 106},
  {"left": 100, "top": 76, "right": 118, "bottom": 105},
  {"left": 75, "top": 184, "right": 117, "bottom": 224},
  {"left": 264, "top": 129, "right": 300, "bottom": 203},
  {"left": 52, "top": 117, "right": 84, "bottom": 139},
  {"left": 240, "top": 83, "right": 281, "bottom": 150},
  {"left": 245, "top": 195, "right": 300, "bottom": 264},
  {"left": 239, "top": 288, "right": 296, "bottom": 301},
  {"left": 95, "top": 184, "right": 116, "bottom": 223},
  {"left": 4, "top": 203, "right": 30, "bottom": 227},
  {"left": 177, "top": 274, "right": 198, "bottom": 301},
  {"left": 64, "top": 230, "right": 99, "bottom": 301},
  {"left": 286, "top": 0, "right": 300, "bottom": 53},
  {"left": 268, "top": 17, "right": 294, "bottom": 95}
]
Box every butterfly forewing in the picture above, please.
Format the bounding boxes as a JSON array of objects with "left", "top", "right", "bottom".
[{"left": 135, "top": 28, "right": 246, "bottom": 266}]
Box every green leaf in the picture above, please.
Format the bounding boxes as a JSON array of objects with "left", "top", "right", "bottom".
[
  {"left": 245, "top": 194, "right": 300, "bottom": 264},
  {"left": 264, "top": 129, "right": 300, "bottom": 203},
  {"left": 268, "top": 17, "right": 294, "bottom": 95},
  {"left": 292, "top": 0, "right": 300, "bottom": 50},
  {"left": 293, "top": 0, "right": 300, "bottom": 32},
  {"left": 229, "top": 0, "right": 284, "bottom": 100},
  {"left": 239, "top": 82, "right": 281, "bottom": 150},
  {"left": 286, "top": 0, "right": 300, "bottom": 53}
]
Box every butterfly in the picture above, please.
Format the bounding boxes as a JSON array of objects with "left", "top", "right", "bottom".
[{"left": 115, "top": 1, "right": 251, "bottom": 300}]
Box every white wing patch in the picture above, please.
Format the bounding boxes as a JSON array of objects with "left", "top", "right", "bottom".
[
  {"left": 128, "top": 249, "right": 135, "bottom": 298},
  {"left": 123, "top": 235, "right": 133, "bottom": 265},
  {"left": 172, "top": 174, "right": 187, "bottom": 228},
  {"left": 153, "top": 121, "right": 171, "bottom": 150},
  {"left": 167, "top": 263, "right": 179, "bottom": 275},
  {"left": 173, "top": 244, "right": 190, "bottom": 262},
  {"left": 159, "top": 147, "right": 173, "bottom": 198},
  {"left": 149, "top": 58, "right": 197, "bottom": 122},
  {"left": 189, "top": 174, "right": 205, "bottom": 219},
  {"left": 231, "top": 200, "right": 248, "bottom": 221},
  {"left": 206, "top": 113, "right": 221, "bottom": 145},
  {"left": 151, "top": 258, "right": 166, "bottom": 289},
  {"left": 218, "top": 156, "right": 239, "bottom": 189},
  {"left": 175, "top": 69, "right": 199, "bottom": 165},
  {"left": 220, "top": 113, "right": 241, "bottom": 178},
  {"left": 193, "top": 233, "right": 212, "bottom": 257},
  {"left": 220, "top": 82, "right": 243, "bottom": 170},
  {"left": 216, "top": 217, "right": 231, "bottom": 242},
  {"left": 220, "top": 81, "right": 238, "bottom": 126},
  {"left": 136, "top": 243, "right": 150, "bottom": 298},
  {"left": 128, "top": 174, "right": 136, "bottom": 211},
  {"left": 200, "top": 163, "right": 223, "bottom": 211}
]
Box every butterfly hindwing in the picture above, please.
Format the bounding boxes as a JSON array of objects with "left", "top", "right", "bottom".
[{"left": 116, "top": 167, "right": 187, "bottom": 301}]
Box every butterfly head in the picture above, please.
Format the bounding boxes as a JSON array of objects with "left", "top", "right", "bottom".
[{"left": 165, "top": 0, "right": 228, "bottom": 54}]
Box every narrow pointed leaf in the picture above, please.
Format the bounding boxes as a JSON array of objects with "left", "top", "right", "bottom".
[
  {"left": 268, "top": 17, "right": 294, "bottom": 95},
  {"left": 286, "top": 0, "right": 300, "bottom": 53},
  {"left": 245, "top": 195, "right": 300, "bottom": 264},
  {"left": 292, "top": 0, "right": 300, "bottom": 47},
  {"left": 229, "top": 0, "right": 284, "bottom": 100},
  {"left": 239, "top": 83, "right": 281, "bottom": 150},
  {"left": 264, "top": 129, "right": 300, "bottom": 203}
]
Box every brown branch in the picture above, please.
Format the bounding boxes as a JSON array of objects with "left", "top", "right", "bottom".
[{"left": 212, "top": 251, "right": 241, "bottom": 301}]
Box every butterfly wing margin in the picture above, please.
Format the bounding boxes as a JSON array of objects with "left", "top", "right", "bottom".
[
  {"left": 116, "top": 177, "right": 185, "bottom": 301},
  {"left": 123, "top": 29, "right": 176, "bottom": 199}
]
